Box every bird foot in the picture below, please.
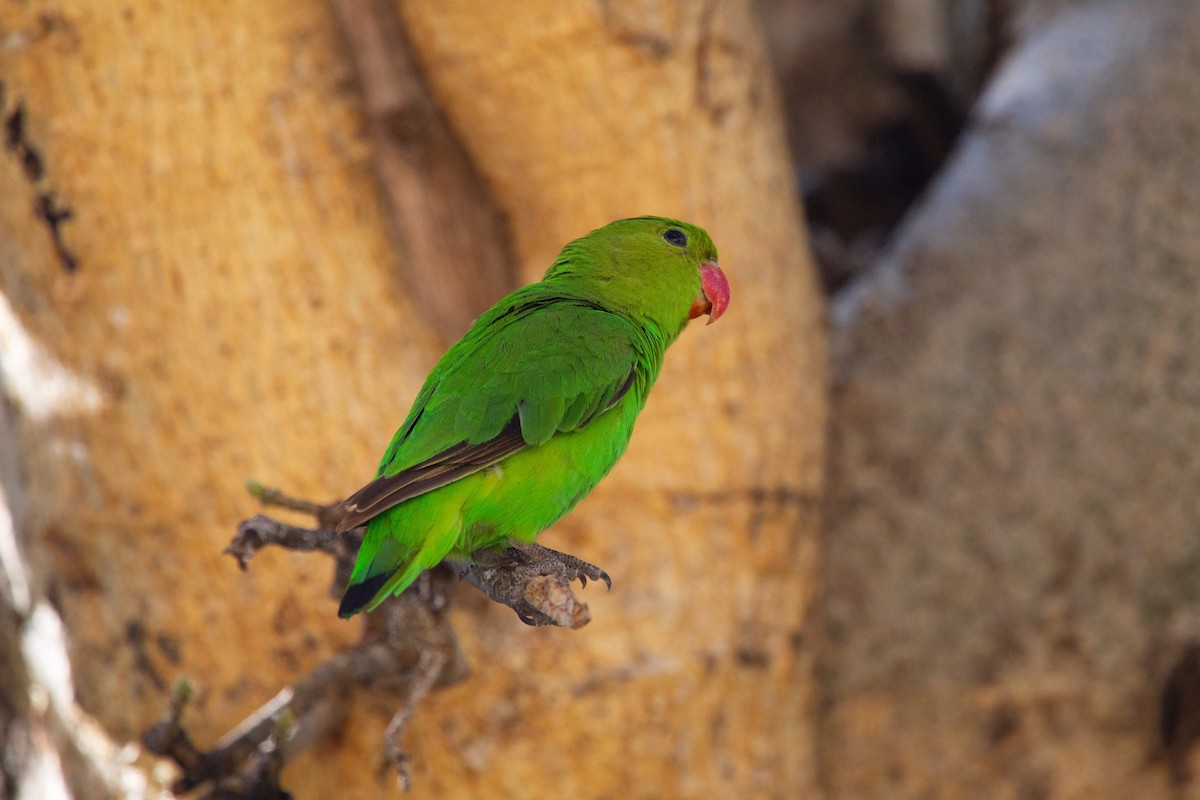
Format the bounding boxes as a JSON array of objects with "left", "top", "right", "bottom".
[
  {"left": 457, "top": 542, "right": 610, "bottom": 628},
  {"left": 507, "top": 541, "right": 612, "bottom": 590}
]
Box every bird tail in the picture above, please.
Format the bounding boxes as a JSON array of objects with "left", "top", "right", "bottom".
[{"left": 337, "top": 519, "right": 458, "bottom": 618}]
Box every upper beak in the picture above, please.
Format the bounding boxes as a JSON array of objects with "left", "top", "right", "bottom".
[{"left": 689, "top": 261, "right": 730, "bottom": 324}]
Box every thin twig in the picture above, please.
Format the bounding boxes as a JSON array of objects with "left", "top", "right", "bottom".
[
  {"left": 245, "top": 481, "right": 347, "bottom": 530},
  {"left": 383, "top": 648, "right": 446, "bottom": 792},
  {"left": 224, "top": 515, "right": 359, "bottom": 575}
]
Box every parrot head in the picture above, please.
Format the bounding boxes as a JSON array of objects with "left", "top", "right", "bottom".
[{"left": 545, "top": 216, "right": 729, "bottom": 333}]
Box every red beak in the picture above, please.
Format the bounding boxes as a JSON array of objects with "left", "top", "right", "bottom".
[{"left": 689, "top": 261, "right": 730, "bottom": 324}]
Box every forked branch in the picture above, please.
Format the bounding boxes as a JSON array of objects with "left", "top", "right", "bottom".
[{"left": 142, "top": 484, "right": 602, "bottom": 796}]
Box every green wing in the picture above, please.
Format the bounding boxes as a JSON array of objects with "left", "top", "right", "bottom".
[{"left": 336, "top": 292, "right": 640, "bottom": 533}]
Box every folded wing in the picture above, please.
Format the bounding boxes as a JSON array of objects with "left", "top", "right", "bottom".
[{"left": 336, "top": 296, "right": 640, "bottom": 533}]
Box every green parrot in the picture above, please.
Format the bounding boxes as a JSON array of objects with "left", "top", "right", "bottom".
[{"left": 336, "top": 216, "right": 729, "bottom": 618}]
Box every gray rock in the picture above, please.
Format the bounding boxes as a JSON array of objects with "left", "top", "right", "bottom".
[{"left": 822, "top": 2, "right": 1200, "bottom": 797}]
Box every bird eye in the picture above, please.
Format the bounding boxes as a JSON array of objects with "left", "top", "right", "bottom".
[{"left": 662, "top": 228, "right": 688, "bottom": 248}]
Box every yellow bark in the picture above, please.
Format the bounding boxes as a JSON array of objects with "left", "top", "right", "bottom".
[{"left": 0, "top": 2, "right": 825, "bottom": 798}]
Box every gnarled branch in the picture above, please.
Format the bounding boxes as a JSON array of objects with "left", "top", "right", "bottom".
[{"left": 143, "top": 485, "right": 604, "bottom": 796}]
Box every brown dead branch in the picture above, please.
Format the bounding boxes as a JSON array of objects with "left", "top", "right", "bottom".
[{"left": 143, "top": 485, "right": 605, "bottom": 796}]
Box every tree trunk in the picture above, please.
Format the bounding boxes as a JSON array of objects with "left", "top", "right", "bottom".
[
  {"left": 821, "top": 2, "right": 1200, "bottom": 797},
  {"left": 0, "top": 2, "right": 824, "bottom": 799}
]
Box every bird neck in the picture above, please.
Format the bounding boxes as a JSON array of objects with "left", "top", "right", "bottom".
[{"left": 544, "top": 275, "right": 690, "bottom": 349}]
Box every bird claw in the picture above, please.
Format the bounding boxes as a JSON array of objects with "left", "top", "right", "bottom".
[
  {"left": 574, "top": 566, "right": 610, "bottom": 591},
  {"left": 513, "top": 542, "right": 611, "bottom": 591},
  {"left": 577, "top": 567, "right": 612, "bottom": 591}
]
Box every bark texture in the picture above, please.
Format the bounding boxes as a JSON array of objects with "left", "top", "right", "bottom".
[
  {"left": 0, "top": 2, "right": 824, "bottom": 798},
  {"left": 821, "top": 2, "right": 1200, "bottom": 797}
]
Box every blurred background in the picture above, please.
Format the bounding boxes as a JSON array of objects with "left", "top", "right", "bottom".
[{"left": 2, "top": 1, "right": 1199, "bottom": 798}]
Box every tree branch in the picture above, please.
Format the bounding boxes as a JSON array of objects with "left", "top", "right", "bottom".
[{"left": 144, "top": 486, "right": 604, "bottom": 795}]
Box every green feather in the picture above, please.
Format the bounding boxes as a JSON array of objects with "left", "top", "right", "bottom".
[{"left": 337, "top": 217, "right": 722, "bottom": 617}]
